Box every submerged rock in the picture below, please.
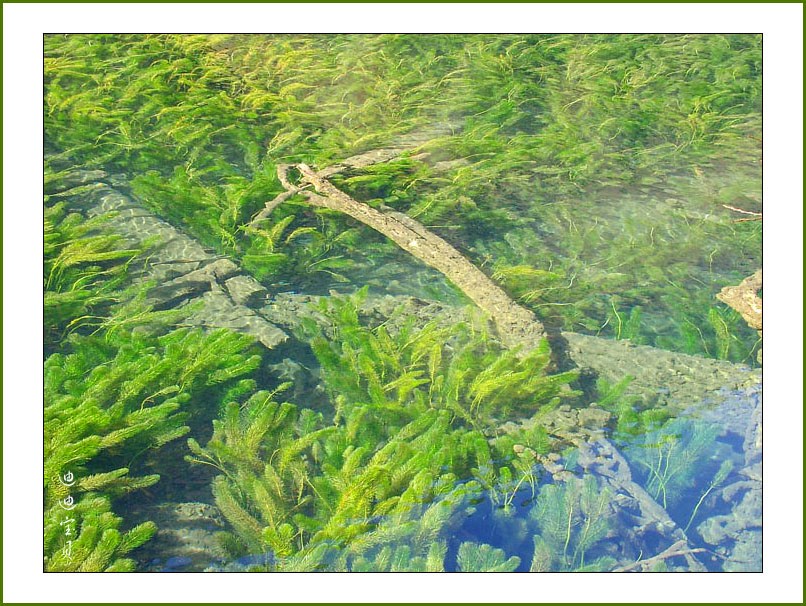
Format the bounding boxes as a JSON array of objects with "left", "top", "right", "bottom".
[
  {"left": 71, "top": 177, "right": 289, "bottom": 350},
  {"left": 692, "top": 383, "right": 762, "bottom": 571},
  {"left": 136, "top": 502, "right": 229, "bottom": 572},
  {"left": 560, "top": 331, "right": 761, "bottom": 414}
]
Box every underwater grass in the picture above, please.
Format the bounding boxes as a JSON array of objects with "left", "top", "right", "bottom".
[
  {"left": 44, "top": 33, "right": 762, "bottom": 571},
  {"left": 43, "top": 172, "right": 265, "bottom": 570},
  {"left": 188, "top": 290, "right": 579, "bottom": 569},
  {"left": 44, "top": 325, "right": 262, "bottom": 570}
]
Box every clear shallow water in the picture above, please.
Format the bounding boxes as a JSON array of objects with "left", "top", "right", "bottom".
[
  {"left": 115, "top": 274, "right": 760, "bottom": 572},
  {"left": 43, "top": 34, "right": 761, "bottom": 573},
  {"left": 135, "top": 394, "right": 760, "bottom": 573},
  {"left": 44, "top": 156, "right": 762, "bottom": 574},
  {"left": 138, "top": 158, "right": 762, "bottom": 570}
]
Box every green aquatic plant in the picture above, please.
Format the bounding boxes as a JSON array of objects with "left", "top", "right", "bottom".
[
  {"left": 684, "top": 458, "right": 734, "bottom": 534},
  {"left": 44, "top": 495, "right": 157, "bottom": 572},
  {"left": 43, "top": 171, "right": 202, "bottom": 349},
  {"left": 45, "top": 34, "right": 760, "bottom": 361},
  {"left": 594, "top": 376, "right": 671, "bottom": 440},
  {"left": 281, "top": 213, "right": 365, "bottom": 286},
  {"left": 348, "top": 534, "right": 520, "bottom": 572},
  {"left": 75, "top": 282, "right": 197, "bottom": 343},
  {"left": 44, "top": 34, "right": 762, "bottom": 571},
  {"left": 240, "top": 214, "right": 299, "bottom": 281},
  {"left": 186, "top": 387, "right": 334, "bottom": 555},
  {"left": 43, "top": 199, "right": 144, "bottom": 348},
  {"left": 242, "top": 204, "right": 369, "bottom": 289},
  {"left": 44, "top": 327, "right": 261, "bottom": 571},
  {"left": 621, "top": 416, "right": 742, "bottom": 549},
  {"left": 341, "top": 483, "right": 483, "bottom": 572},
  {"left": 491, "top": 264, "right": 572, "bottom": 307},
  {"left": 528, "top": 475, "right": 617, "bottom": 572},
  {"left": 655, "top": 287, "right": 760, "bottom": 365},
  {"left": 189, "top": 290, "right": 577, "bottom": 569},
  {"left": 304, "top": 289, "right": 578, "bottom": 432},
  {"left": 455, "top": 542, "right": 521, "bottom": 572},
  {"left": 330, "top": 157, "right": 431, "bottom": 209},
  {"left": 188, "top": 385, "right": 501, "bottom": 569},
  {"left": 608, "top": 302, "right": 645, "bottom": 344},
  {"left": 45, "top": 157, "right": 262, "bottom": 572},
  {"left": 349, "top": 542, "right": 448, "bottom": 572},
  {"left": 624, "top": 417, "right": 725, "bottom": 510},
  {"left": 45, "top": 33, "right": 760, "bottom": 221}
]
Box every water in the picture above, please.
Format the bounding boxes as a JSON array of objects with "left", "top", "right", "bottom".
[{"left": 43, "top": 34, "right": 761, "bottom": 573}]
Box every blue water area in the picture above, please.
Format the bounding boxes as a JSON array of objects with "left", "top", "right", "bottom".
[
  {"left": 150, "top": 556, "right": 193, "bottom": 573},
  {"left": 443, "top": 393, "right": 759, "bottom": 572}
]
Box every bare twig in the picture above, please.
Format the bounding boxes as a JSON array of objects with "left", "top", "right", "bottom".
[
  {"left": 251, "top": 188, "right": 302, "bottom": 224},
  {"left": 251, "top": 164, "right": 307, "bottom": 224},
  {"left": 722, "top": 204, "right": 762, "bottom": 222},
  {"left": 276, "top": 163, "right": 295, "bottom": 190},
  {"left": 613, "top": 540, "right": 708, "bottom": 572}
]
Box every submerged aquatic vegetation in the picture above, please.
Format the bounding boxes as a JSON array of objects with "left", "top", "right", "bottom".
[
  {"left": 43, "top": 33, "right": 761, "bottom": 572},
  {"left": 683, "top": 458, "right": 734, "bottom": 534},
  {"left": 622, "top": 416, "right": 738, "bottom": 525},
  {"left": 594, "top": 376, "right": 671, "bottom": 440},
  {"left": 44, "top": 326, "right": 261, "bottom": 571},
  {"left": 43, "top": 187, "right": 263, "bottom": 571},
  {"left": 44, "top": 34, "right": 761, "bottom": 360},
  {"left": 656, "top": 305, "right": 759, "bottom": 363},
  {"left": 304, "top": 288, "right": 578, "bottom": 431},
  {"left": 455, "top": 541, "right": 521, "bottom": 572},
  {"left": 188, "top": 389, "right": 498, "bottom": 569},
  {"left": 43, "top": 197, "right": 143, "bottom": 349},
  {"left": 529, "top": 475, "right": 617, "bottom": 572},
  {"left": 188, "top": 290, "right": 581, "bottom": 569},
  {"left": 44, "top": 494, "right": 157, "bottom": 572}
]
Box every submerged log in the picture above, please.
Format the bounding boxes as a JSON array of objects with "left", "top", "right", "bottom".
[
  {"left": 255, "top": 161, "right": 548, "bottom": 354},
  {"left": 69, "top": 167, "right": 760, "bottom": 407}
]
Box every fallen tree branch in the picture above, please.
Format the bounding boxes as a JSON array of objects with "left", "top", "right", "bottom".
[
  {"left": 612, "top": 539, "right": 708, "bottom": 572},
  {"left": 289, "top": 162, "right": 547, "bottom": 352},
  {"left": 251, "top": 157, "right": 547, "bottom": 352}
]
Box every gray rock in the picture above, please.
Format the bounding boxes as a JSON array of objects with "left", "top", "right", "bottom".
[
  {"left": 189, "top": 288, "right": 288, "bottom": 349},
  {"left": 135, "top": 502, "right": 229, "bottom": 572},
  {"left": 68, "top": 178, "right": 288, "bottom": 350},
  {"left": 224, "top": 275, "right": 268, "bottom": 308}
]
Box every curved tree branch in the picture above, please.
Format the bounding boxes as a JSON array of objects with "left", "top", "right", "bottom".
[{"left": 253, "top": 160, "right": 548, "bottom": 353}]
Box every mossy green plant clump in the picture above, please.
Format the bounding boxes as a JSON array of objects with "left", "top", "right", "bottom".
[
  {"left": 44, "top": 327, "right": 262, "bottom": 571},
  {"left": 189, "top": 290, "right": 580, "bottom": 570}
]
